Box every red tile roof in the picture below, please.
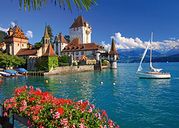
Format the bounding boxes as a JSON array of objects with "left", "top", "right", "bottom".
[
  {"left": 109, "top": 39, "right": 118, "bottom": 55},
  {"left": 16, "top": 49, "right": 37, "bottom": 56},
  {"left": 70, "top": 16, "right": 89, "bottom": 28},
  {"left": 4, "top": 25, "right": 28, "bottom": 40},
  {"left": 62, "top": 38, "right": 104, "bottom": 52},
  {"left": 43, "top": 44, "right": 56, "bottom": 56}
]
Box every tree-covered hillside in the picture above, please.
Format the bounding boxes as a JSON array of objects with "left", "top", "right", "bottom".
[{"left": 0, "top": 30, "right": 7, "bottom": 42}]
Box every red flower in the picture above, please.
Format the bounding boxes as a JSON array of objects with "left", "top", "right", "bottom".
[
  {"left": 102, "top": 110, "right": 108, "bottom": 117},
  {"left": 57, "top": 107, "right": 64, "bottom": 115},
  {"left": 29, "top": 97, "right": 36, "bottom": 102}
]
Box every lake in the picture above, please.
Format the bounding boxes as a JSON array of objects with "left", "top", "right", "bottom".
[{"left": 0, "top": 63, "right": 179, "bottom": 128}]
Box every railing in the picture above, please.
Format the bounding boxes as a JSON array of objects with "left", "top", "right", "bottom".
[{"left": 0, "top": 102, "right": 33, "bottom": 128}]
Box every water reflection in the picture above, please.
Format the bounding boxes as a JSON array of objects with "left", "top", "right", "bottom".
[{"left": 43, "top": 73, "right": 94, "bottom": 101}]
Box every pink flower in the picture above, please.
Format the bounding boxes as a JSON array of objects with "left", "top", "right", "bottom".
[
  {"left": 53, "top": 112, "right": 60, "bottom": 119},
  {"left": 88, "top": 107, "right": 93, "bottom": 113},
  {"left": 108, "top": 119, "right": 114, "bottom": 128},
  {"left": 32, "top": 115, "right": 39, "bottom": 121},
  {"left": 79, "top": 123, "right": 86, "bottom": 128},
  {"left": 3, "top": 112, "right": 8, "bottom": 117},
  {"left": 60, "top": 118, "right": 68, "bottom": 126},
  {"left": 90, "top": 104, "right": 95, "bottom": 109}
]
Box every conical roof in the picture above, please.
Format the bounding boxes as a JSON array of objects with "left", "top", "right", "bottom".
[
  {"left": 70, "top": 16, "right": 88, "bottom": 28},
  {"left": 109, "top": 38, "right": 118, "bottom": 55},
  {"left": 44, "top": 26, "right": 50, "bottom": 39},
  {"left": 43, "top": 43, "right": 56, "bottom": 56}
]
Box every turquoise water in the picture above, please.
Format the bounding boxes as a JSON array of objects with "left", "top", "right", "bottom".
[{"left": 0, "top": 63, "right": 179, "bottom": 128}]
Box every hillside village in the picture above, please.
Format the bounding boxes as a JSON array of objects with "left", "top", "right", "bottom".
[{"left": 0, "top": 16, "right": 119, "bottom": 72}]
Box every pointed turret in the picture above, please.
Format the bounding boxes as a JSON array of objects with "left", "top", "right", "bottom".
[
  {"left": 108, "top": 39, "right": 119, "bottom": 69},
  {"left": 43, "top": 43, "right": 56, "bottom": 56},
  {"left": 109, "top": 38, "right": 118, "bottom": 55},
  {"left": 44, "top": 26, "right": 50, "bottom": 39},
  {"left": 43, "top": 26, "right": 50, "bottom": 44},
  {"left": 42, "top": 26, "right": 50, "bottom": 54}
]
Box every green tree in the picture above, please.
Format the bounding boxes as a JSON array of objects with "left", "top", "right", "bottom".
[
  {"left": 19, "top": 0, "right": 96, "bottom": 11},
  {"left": 47, "top": 25, "right": 53, "bottom": 43},
  {"left": 59, "top": 55, "right": 70, "bottom": 63},
  {"left": 0, "top": 30, "right": 7, "bottom": 42},
  {"left": 0, "top": 52, "right": 26, "bottom": 68},
  {"left": 34, "top": 41, "right": 43, "bottom": 49}
]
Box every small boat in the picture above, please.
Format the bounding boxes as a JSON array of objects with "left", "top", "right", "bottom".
[
  {"left": 16, "top": 68, "right": 28, "bottom": 74},
  {"left": 4, "top": 69, "right": 17, "bottom": 76},
  {"left": 136, "top": 33, "right": 171, "bottom": 79},
  {"left": 0, "top": 71, "right": 11, "bottom": 77}
]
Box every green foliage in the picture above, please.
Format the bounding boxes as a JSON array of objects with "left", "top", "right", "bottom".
[
  {"left": 0, "top": 30, "right": 7, "bottom": 42},
  {"left": 0, "top": 52, "right": 26, "bottom": 67},
  {"left": 34, "top": 42, "right": 42, "bottom": 49},
  {"left": 18, "top": 0, "right": 96, "bottom": 11},
  {"left": 36, "top": 56, "right": 58, "bottom": 71},
  {"left": 48, "top": 56, "right": 58, "bottom": 70},
  {"left": 47, "top": 25, "right": 53, "bottom": 42},
  {"left": 59, "top": 55, "right": 70, "bottom": 63},
  {"left": 102, "top": 59, "right": 109, "bottom": 66}
]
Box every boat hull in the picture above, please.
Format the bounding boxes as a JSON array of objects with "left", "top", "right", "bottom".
[{"left": 137, "top": 72, "right": 171, "bottom": 79}]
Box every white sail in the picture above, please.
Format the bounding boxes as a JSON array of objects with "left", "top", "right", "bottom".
[
  {"left": 137, "top": 43, "right": 150, "bottom": 72},
  {"left": 149, "top": 32, "right": 162, "bottom": 72}
]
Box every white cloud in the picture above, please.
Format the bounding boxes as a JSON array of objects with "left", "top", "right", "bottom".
[
  {"left": 26, "top": 30, "right": 33, "bottom": 38},
  {"left": 102, "top": 32, "right": 179, "bottom": 52},
  {"left": 0, "top": 27, "right": 8, "bottom": 33},
  {"left": 11, "top": 21, "right": 16, "bottom": 27}
]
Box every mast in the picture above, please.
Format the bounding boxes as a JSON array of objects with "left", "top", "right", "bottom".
[{"left": 150, "top": 32, "right": 153, "bottom": 69}]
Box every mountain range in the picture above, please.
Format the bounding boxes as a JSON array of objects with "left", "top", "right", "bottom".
[{"left": 118, "top": 48, "right": 179, "bottom": 63}]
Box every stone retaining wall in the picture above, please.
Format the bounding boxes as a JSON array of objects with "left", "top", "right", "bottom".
[{"left": 44, "top": 65, "right": 94, "bottom": 75}]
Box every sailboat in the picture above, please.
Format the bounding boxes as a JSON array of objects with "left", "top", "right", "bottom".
[{"left": 136, "top": 33, "right": 171, "bottom": 79}]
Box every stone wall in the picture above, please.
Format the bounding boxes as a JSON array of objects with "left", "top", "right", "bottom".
[{"left": 44, "top": 65, "right": 94, "bottom": 75}]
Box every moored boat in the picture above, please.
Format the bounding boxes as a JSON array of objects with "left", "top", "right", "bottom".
[
  {"left": 137, "top": 71, "right": 171, "bottom": 79},
  {"left": 4, "top": 69, "right": 17, "bottom": 76},
  {"left": 136, "top": 33, "right": 171, "bottom": 79},
  {"left": 0, "top": 71, "right": 11, "bottom": 77}
]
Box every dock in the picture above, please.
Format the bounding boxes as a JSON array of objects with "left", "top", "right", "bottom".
[{"left": 28, "top": 71, "right": 45, "bottom": 76}]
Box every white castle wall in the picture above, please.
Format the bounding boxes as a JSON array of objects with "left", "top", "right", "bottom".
[{"left": 69, "top": 25, "right": 91, "bottom": 44}]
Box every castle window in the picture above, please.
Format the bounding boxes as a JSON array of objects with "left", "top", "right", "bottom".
[
  {"left": 81, "top": 51, "right": 84, "bottom": 55},
  {"left": 76, "top": 52, "right": 79, "bottom": 55},
  {"left": 22, "top": 44, "right": 24, "bottom": 47},
  {"left": 18, "top": 43, "right": 19, "bottom": 46}
]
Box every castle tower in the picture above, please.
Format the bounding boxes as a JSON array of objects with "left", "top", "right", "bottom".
[
  {"left": 69, "top": 16, "right": 92, "bottom": 44},
  {"left": 42, "top": 26, "right": 50, "bottom": 54},
  {"left": 53, "top": 33, "right": 68, "bottom": 56},
  {"left": 108, "top": 39, "right": 119, "bottom": 69}
]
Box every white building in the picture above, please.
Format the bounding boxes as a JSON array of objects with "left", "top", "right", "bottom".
[
  {"left": 53, "top": 33, "right": 68, "bottom": 56},
  {"left": 69, "top": 16, "right": 92, "bottom": 44}
]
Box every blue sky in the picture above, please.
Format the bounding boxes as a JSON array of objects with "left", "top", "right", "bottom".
[{"left": 1, "top": 0, "right": 179, "bottom": 50}]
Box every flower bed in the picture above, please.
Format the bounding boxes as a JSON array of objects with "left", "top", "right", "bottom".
[{"left": 3, "top": 86, "right": 119, "bottom": 128}]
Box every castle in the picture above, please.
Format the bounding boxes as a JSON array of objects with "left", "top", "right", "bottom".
[{"left": 1, "top": 16, "right": 119, "bottom": 70}]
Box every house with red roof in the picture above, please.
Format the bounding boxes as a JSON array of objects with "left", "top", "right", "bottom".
[{"left": 3, "top": 25, "right": 58, "bottom": 71}]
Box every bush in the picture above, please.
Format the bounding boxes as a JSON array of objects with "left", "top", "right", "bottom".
[
  {"left": 3, "top": 86, "right": 119, "bottom": 128},
  {"left": 59, "top": 55, "right": 70, "bottom": 63},
  {"left": 102, "top": 60, "right": 109, "bottom": 66}
]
